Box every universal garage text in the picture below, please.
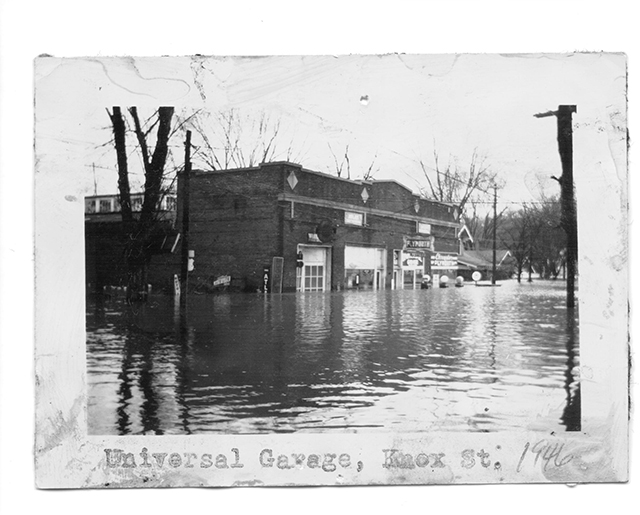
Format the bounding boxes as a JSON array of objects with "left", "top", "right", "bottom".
[{"left": 103, "top": 448, "right": 361, "bottom": 473}]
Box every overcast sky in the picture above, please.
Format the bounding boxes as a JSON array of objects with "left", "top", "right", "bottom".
[{"left": 35, "top": 52, "right": 626, "bottom": 210}]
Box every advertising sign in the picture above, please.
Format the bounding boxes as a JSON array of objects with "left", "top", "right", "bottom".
[
  {"left": 402, "top": 251, "right": 424, "bottom": 268},
  {"left": 430, "top": 252, "right": 458, "bottom": 270},
  {"left": 405, "top": 238, "right": 432, "bottom": 250}
]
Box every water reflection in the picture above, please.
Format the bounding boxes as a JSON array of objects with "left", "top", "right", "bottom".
[
  {"left": 87, "top": 282, "right": 580, "bottom": 434},
  {"left": 561, "top": 309, "right": 581, "bottom": 431}
]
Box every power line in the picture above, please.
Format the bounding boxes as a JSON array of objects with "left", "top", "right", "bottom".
[{"left": 465, "top": 200, "right": 559, "bottom": 205}]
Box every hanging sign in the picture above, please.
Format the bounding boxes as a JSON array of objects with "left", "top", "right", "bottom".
[{"left": 405, "top": 238, "right": 432, "bottom": 249}]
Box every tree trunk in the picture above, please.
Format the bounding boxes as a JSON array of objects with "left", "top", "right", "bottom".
[
  {"left": 108, "top": 106, "right": 174, "bottom": 302},
  {"left": 109, "top": 107, "right": 133, "bottom": 225}
]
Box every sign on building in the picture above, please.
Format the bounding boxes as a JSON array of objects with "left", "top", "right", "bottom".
[
  {"left": 402, "top": 251, "right": 424, "bottom": 268},
  {"left": 430, "top": 252, "right": 458, "bottom": 270},
  {"left": 404, "top": 238, "right": 433, "bottom": 250},
  {"left": 417, "top": 222, "right": 431, "bottom": 235},
  {"left": 344, "top": 211, "right": 364, "bottom": 226}
]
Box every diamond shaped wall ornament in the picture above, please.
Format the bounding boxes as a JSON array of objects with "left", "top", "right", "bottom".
[
  {"left": 414, "top": 199, "right": 420, "bottom": 213},
  {"left": 287, "top": 171, "right": 298, "bottom": 190},
  {"left": 361, "top": 187, "right": 369, "bottom": 204}
]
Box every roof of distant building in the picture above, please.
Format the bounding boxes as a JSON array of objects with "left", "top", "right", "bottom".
[{"left": 458, "top": 249, "right": 513, "bottom": 269}]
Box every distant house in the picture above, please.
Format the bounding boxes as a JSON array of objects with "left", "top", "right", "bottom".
[
  {"left": 457, "top": 225, "right": 474, "bottom": 253},
  {"left": 457, "top": 249, "right": 515, "bottom": 281}
]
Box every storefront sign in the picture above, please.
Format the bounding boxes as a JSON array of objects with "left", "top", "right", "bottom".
[
  {"left": 431, "top": 252, "right": 458, "bottom": 270},
  {"left": 405, "top": 238, "right": 432, "bottom": 249},
  {"left": 345, "top": 211, "right": 364, "bottom": 226},
  {"left": 213, "top": 275, "right": 231, "bottom": 287},
  {"left": 417, "top": 222, "right": 431, "bottom": 235},
  {"left": 402, "top": 251, "right": 424, "bottom": 268}
]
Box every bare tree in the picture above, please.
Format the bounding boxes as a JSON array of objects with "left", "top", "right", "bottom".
[
  {"left": 106, "top": 106, "right": 175, "bottom": 300},
  {"left": 499, "top": 204, "right": 535, "bottom": 282},
  {"left": 328, "top": 143, "right": 351, "bottom": 179},
  {"left": 496, "top": 195, "right": 566, "bottom": 282},
  {"left": 361, "top": 154, "right": 379, "bottom": 181},
  {"left": 463, "top": 199, "right": 506, "bottom": 250},
  {"left": 189, "top": 109, "right": 290, "bottom": 170},
  {"left": 530, "top": 194, "right": 565, "bottom": 280},
  {"left": 419, "top": 148, "right": 495, "bottom": 215}
]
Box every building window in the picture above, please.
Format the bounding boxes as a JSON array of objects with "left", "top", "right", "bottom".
[
  {"left": 304, "top": 265, "right": 324, "bottom": 292},
  {"left": 132, "top": 197, "right": 143, "bottom": 212},
  {"left": 345, "top": 211, "right": 364, "bottom": 226},
  {"left": 99, "top": 199, "right": 112, "bottom": 213},
  {"left": 85, "top": 199, "right": 96, "bottom": 213},
  {"left": 394, "top": 250, "right": 401, "bottom": 267},
  {"left": 417, "top": 222, "right": 431, "bottom": 235}
]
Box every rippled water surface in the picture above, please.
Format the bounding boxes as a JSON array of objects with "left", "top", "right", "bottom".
[{"left": 87, "top": 281, "right": 580, "bottom": 435}]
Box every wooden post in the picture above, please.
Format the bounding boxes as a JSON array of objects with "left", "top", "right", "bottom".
[
  {"left": 180, "top": 130, "right": 192, "bottom": 312},
  {"left": 534, "top": 105, "right": 578, "bottom": 308},
  {"left": 491, "top": 184, "right": 497, "bottom": 285},
  {"left": 556, "top": 105, "right": 578, "bottom": 308}
]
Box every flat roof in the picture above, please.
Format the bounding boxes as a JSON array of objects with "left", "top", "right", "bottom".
[{"left": 189, "top": 161, "right": 459, "bottom": 208}]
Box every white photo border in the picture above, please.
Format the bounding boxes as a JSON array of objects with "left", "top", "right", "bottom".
[{"left": 33, "top": 53, "right": 629, "bottom": 488}]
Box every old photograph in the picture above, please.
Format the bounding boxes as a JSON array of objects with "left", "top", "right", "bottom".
[{"left": 34, "top": 53, "right": 628, "bottom": 487}]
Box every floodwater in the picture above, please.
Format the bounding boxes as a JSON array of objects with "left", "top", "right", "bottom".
[{"left": 86, "top": 281, "right": 580, "bottom": 435}]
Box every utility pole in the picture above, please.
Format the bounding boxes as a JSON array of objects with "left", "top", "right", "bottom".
[
  {"left": 534, "top": 105, "right": 578, "bottom": 308},
  {"left": 491, "top": 183, "right": 497, "bottom": 285},
  {"left": 180, "top": 130, "right": 192, "bottom": 312},
  {"left": 92, "top": 163, "right": 98, "bottom": 195}
]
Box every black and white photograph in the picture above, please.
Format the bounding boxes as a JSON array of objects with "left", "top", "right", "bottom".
[
  {"left": 0, "top": 4, "right": 637, "bottom": 514},
  {"left": 30, "top": 51, "right": 629, "bottom": 490},
  {"left": 82, "top": 56, "right": 588, "bottom": 438}
]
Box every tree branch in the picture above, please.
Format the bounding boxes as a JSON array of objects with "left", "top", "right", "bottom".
[
  {"left": 129, "top": 107, "right": 151, "bottom": 173},
  {"left": 140, "top": 106, "right": 174, "bottom": 226}
]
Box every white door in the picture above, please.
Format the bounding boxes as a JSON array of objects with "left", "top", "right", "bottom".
[{"left": 299, "top": 246, "right": 327, "bottom": 292}]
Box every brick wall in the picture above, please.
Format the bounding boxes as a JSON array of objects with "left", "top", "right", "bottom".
[{"left": 180, "top": 166, "right": 291, "bottom": 291}]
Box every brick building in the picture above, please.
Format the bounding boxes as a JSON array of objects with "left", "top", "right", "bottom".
[{"left": 178, "top": 162, "right": 463, "bottom": 292}]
